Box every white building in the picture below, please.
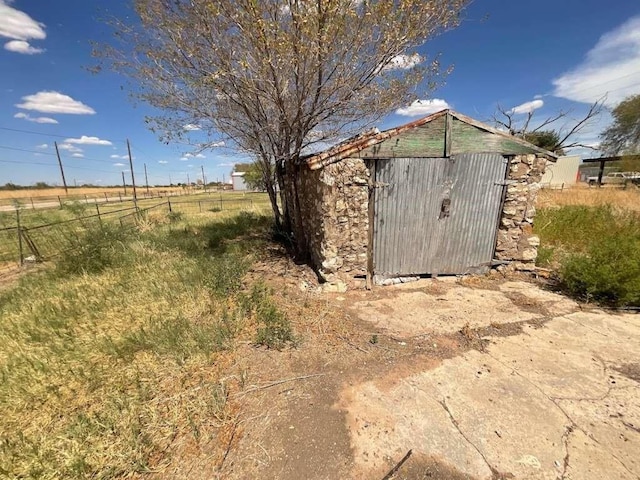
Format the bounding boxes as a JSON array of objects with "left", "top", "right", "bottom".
[
  {"left": 541, "top": 155, "right": 580, "bottom": 188},
  {"left": 231, "top": 171, "right": 247, "bottom": 191}
]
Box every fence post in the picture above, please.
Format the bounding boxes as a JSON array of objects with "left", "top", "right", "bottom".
[
  {"left": 96, "top": 204, "right": 103, "bottom": 226},
  {"left": 85, "top": 194, "right": 89, "bottom": 204},
  {"left": 30, "top": 197, "right": 35, "bottom": 210},
  {"left": 168, "top": 199, "right": 172, "bottom": 213},
  {"left": 198, "top": 201, "right": 202, "bottom": 212},
  {"left": 16, "top": 209, "right": 24, "bottom": 266},
  {"left": 119, "top": 192, "right": 122, "bottom": 202},
  {"left": 58, "top": 195, "right": 63, "bottom": 208},
  {"left": 104, "top": 192, "right": 109, "bottom": 203}
]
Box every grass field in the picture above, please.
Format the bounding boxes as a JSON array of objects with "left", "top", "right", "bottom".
[
  {"left": 535, "top": 186, "right": 640, "bottom": 307},
  {"left": 0, "top": 205, "right": 294, "bottom": 478}
]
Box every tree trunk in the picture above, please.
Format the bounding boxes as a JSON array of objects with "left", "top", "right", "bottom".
[
  {"left": 265, "top": 179, "right": 282, "bottom": 230},
  {"left": 276, "top": 159, "right": 309, "bottom": 260}
]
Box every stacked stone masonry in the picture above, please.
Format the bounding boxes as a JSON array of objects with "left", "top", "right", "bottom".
[
  {"left": 494, "top": 154, "right": 546, "bottom": 270},
  {"left": 297, "top": 153, "right": 546, "bottom": 285}
]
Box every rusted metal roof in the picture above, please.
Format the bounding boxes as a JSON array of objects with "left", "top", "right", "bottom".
[{"left": 304, "top": 109, "right": 558, "bottom": 170}]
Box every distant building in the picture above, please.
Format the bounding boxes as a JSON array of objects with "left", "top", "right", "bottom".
[
  {"left": 540, "top": 156, "right": 580, "bottom": 188},
  {"left": 231, "top": 171, "right": 247, "bottom": 191}
]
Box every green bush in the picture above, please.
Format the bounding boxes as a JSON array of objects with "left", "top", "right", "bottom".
[
  {"left": 560, "top": 234, "right": 640, "bottom": 307},
  {"left": 536, "top": 204, "right": 640, "bottom": 307}
]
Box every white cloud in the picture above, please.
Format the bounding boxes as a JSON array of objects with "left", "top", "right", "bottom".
[
  {"left": 510, "top": 99, "right": 544, "bottom": 115},
  {"left": 64, "top": 135, "right": 112, "bottom": 146},
  {"left": 383, "top": 53, "right": 423, "bottom": 71},
  {"left": 195, "top": 153, "right": 205, "bottom": 158},
  {"left": 183, "top": 153, "right": 194, "bottom": 158},
  {"left": 58, "top": 143, "right": 82, "bottom": 153},
  {"left": 71, "top": 153, "right": 84, "bottom": 158},
  {"left": 553, "top": 16, "right": 640, "bottom": 106},
  {"left": 113, "top": 162, "right": 125, "bottom": 167},
  {"left": 16, "top": 91, "right": 96, "bottom": 115},
  {"left": 0, "top": 1, "right": 46, "bottom": 55},
  {"left": 183, "top": 124, "right": 201, "bottom": 131},
  {"left": 187, "top": 164, "right": 194, "bottom": 167},
  {"left": 180, "top": 157, "right": 188, "bottom": 161},
  {"left": 395, "top": 98, "right": 450, "bottom": 117},
  {"left": 4, "top": 39, "right": 43, "bottom": 54},
  {"left": 217, "top": 162, "right": 236, "bottom": 167},
  {"left": 36, "top": 143, "right": 48, "bottom": 149},
  {"left": 158, "top": 160, "right": 168, "bottom": 164},
  {"left": 110, "top": 154, "right": 128, "bottom": 159},
  {"left": 211, "top": 141, "right": 225, "bottom": 147},
  {"left": 14, "top": 111, "right": 58, "bottom": 124}
]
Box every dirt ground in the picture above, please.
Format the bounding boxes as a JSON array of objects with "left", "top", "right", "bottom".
[{"left": 167, "top": 253, "right": 640, "bottom": 480}]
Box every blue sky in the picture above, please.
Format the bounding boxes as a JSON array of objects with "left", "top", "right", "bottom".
[{"left": 1, "top": 0, "right": 639, "bottom": 187}]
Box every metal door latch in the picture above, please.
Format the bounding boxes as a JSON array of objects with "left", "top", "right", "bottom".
[{"left": 439, "top": 198, "right": 451, "bottom": 219}]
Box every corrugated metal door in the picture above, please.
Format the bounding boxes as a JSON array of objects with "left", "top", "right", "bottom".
[{"left": 373, "top": 153, "right": 508, "bottom": 276}]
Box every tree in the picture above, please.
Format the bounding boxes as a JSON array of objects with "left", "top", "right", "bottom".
[
  {"left": 600, "top": 94, "right": 640, "bottom": 156},
  {"left": 97, "top": 0, "right": 468, "bottom": 255},
  {"left": 234, "top": 162, "right": 268, "bottom": 191},
  {"left": 523, "top": 131, "right": 565, "bottom": 156},
  {"left": 492, "top": 99, "right": 604, "bottom": 155}
]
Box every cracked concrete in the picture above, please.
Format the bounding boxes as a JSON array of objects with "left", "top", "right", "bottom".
[{"left": 343, "top": 279, "right": 640, "bottom": 479}]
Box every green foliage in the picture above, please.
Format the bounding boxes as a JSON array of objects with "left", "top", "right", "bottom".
[
  {"left": 601, "top": 94, "right": 640, "bottom": 155},
  {"left": 523, "top": 130, "right": 564, "bottom": 155},
  {"left": 535, "top": 205, "right": 640, "bottom": 307},
  {"left": 234, "top": 162, "right": 267, "bottom": 191},
  {"left": 560, "top": 235, "right": 640, "bottom": 307}
]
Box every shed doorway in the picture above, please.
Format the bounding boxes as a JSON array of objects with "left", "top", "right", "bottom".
[{"left": 372, "top": 153, "right": 508, "bottom": 277}]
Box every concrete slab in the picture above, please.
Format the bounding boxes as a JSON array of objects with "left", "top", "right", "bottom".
[
  {"left": 351, "top": 286, "right": 540, "bottom": 337},
  {"left": 344, "top": 283, "right": 640, "bottom": 479}
]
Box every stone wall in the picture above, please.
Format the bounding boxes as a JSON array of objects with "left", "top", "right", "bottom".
[
  {"left": 297, "top": 158, "right": 370, "bottom": 285},
  {"left": 495, "top": 154, "right": 547, "bottom": 269}
]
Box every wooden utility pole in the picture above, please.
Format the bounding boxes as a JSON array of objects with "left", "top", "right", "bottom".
[
  {"left": 122, "top": 171, "right": 127, "bottom": 195},
  {"left": 54, "top": 141, "right": 69, "bottom": 195},
  {"left": 201, "top": 165, "right": 207, "bottom": 190},
  {"left": 126, "top": 139, "right": 138, "bottom": 208},
  {"left": 144, "top": 163, "right": 150, "bottom": 195}
]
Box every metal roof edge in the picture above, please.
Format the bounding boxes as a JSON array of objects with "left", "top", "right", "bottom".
[{"left": 305, "top": 109, "right": 557, "bottom": 170}]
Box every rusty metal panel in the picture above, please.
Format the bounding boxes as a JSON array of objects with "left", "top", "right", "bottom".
[
  {"left": 433, "top": 153, "right": 508, "bottom": 274},
  {"left": 373, "top": 157, "right": 447, "bottom": 275},
  {"left": 373, "top": 153, "right": 507, "bottom": 276}
]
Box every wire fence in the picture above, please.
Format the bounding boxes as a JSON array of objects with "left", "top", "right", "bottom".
[
  {"left": 0, "top": 186, "right": 235, "bottom": 210},
  {"left": 0, "top": 195, "right": 268, "bottom": 277}
]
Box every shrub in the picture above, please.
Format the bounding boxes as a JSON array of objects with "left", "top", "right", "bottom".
[
  {"left": 560, "top": 234, "right": 640, "bottom": 307},
  {"left": 536, "top": 204, "right": 640, "bottom": 307}
]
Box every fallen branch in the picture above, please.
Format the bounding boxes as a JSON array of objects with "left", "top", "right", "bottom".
[
  {"left": 381, "top": 449, "right": 413, "bottom": 480},
  {"left": 234, "top": 373, "right": 325, "bottom": 398}
]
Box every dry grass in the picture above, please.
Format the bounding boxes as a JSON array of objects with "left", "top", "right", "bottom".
[
  {"left": 0, "top": 186, "right": 184, "bottom": 200},
  {"left": 0, "top": 209, "right": 286, "bottom": 478},
  {"left": 537, "top": 185, "right": 640, "bottom": 212}
]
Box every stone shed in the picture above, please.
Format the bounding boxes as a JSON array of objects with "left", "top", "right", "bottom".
[{"left": 297, "top": 109, "right": 557, "bottom": 287}]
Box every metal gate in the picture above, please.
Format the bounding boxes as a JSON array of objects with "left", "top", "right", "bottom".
[{"left": 373, "top": 153, "right": 508, "bottom": 276}]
